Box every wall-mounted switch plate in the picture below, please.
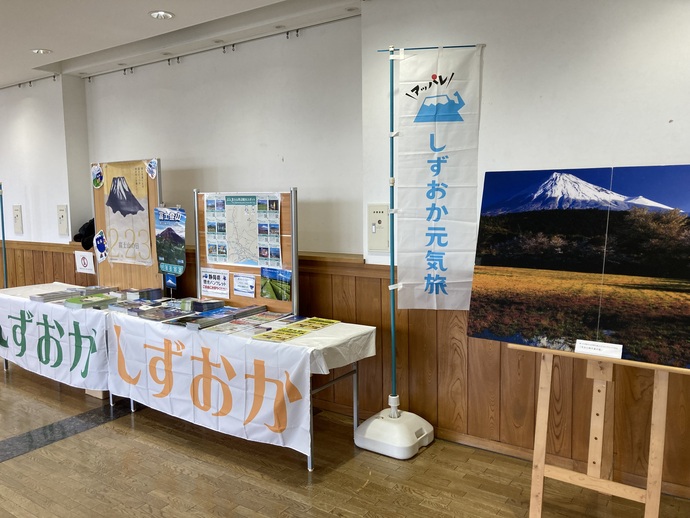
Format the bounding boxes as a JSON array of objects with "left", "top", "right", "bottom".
[
  {"left": 367, "top": 204, "right": 389, "bottom": 252},
  {"left": 57, "top": 205, "right": 69, "bottom": 236},
  {"left": 12, "top": 205, "right": 23, "bottom": 234}
]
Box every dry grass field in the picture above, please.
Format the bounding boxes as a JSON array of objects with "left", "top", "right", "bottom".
[{"left": 468, "top": 265, "right": 690, "bottom": 367}]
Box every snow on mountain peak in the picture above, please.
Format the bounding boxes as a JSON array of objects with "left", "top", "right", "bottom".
[{"left": 483, "top": 172, "right": 676, "bottom": 215}]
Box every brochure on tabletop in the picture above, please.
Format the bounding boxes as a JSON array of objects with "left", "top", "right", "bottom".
[{"left": 64, "top": 292, "right": 120, "bottom": 309}]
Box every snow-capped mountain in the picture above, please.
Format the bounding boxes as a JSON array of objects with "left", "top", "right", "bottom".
[{"left": 483, "top": 172, "right": 676, "bottom": 215}]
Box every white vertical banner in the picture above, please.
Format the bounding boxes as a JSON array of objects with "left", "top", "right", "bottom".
[{"left": 396, "top": 46, "right": 483, "bottom": 310}]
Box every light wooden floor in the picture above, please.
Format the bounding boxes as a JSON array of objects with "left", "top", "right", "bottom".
[{"left": 2, "top": 364, "right": 690, "bottom": 517}]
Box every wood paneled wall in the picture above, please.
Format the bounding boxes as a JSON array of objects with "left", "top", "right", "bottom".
[
  {"left": 0, "top": 241, "right": 97, "bottom": 289},
  {"left": 4, "top": 243, "right": 690, "bottom": 498}
]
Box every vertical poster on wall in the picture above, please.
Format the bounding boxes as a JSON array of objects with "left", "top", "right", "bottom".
[
  {"left": 154, "top": 207, "right": 186, "bottom": 276},
  {"left": 396, "top": 46, "right": 483, "bottom": 310},
  {"left": 102, "top": 160, "right": 154, "bottom": 266},
  {"left": 204, "top": 193, "right": 282, "bottom": 268},
  {"left": 468, "top": 165, "right": 690, "bottom": 368}
]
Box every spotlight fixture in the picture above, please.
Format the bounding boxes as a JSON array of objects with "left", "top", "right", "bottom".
[
  {"left": 31, "top": 48, "right": 53, "bottom": 55},
  {"left": 149, "top": 10, "right": 174, "bottom": 20}
]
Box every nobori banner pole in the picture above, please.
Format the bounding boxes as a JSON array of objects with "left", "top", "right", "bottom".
[
  {"left": 354, "top": 45, "right": 434, "bottom": 460},
  {"left": 388, "top": 45, "right": 397, "bottom": 399},
  {"left": 193, "top": 189, "right": 201, "bottom": 298},
  {"left": 290, "top": 187, "right": 299, "bottom": 316},
  {"left": 1, "top": 182, "right": 7, "bottom": 370},
  {"left": 0, "top": 182, "right": 7, "bottom": 289}
]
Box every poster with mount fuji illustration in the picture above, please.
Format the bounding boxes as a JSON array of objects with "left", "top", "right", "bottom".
[
  {"left": 101, "top": 159, "right": 155, "bottom": 266},
  {"left": 468, "top": 165, "right": 690, "bottom": 368}
]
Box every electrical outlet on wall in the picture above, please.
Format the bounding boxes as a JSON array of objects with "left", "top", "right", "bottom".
[
  {"left": 57, "top": 205, "right": 69, "bottom": 236},
  {"left": 367, "top": 204, "right": 389, "bottom": 252},
  {"left": 12, "top": 205, "right": 22, "bottom": 234}
]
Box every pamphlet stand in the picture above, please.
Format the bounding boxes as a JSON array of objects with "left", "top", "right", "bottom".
[
  {"left": 509, "top": 344, "right": 686, "bottom": 518},
  {"left": 193, "top": 188, "right": 298, "bottom": 315}
]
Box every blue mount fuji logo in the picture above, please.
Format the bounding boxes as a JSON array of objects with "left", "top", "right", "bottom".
[{"left": 414, "top": 91, "right": 465, "bottom": 123}]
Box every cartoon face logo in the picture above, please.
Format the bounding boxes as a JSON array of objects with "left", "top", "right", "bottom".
[
  {"left": 146, "top": 159, "right": 158, "bottom": 179},
  {"left": 91, "top": 165, "right": 104, "bottom": 189},
  {"left": 95, "top": 234, "right": 106, "bottom": 252},
  {"left": 93, "top": 230, "right": 108, "bottom": 263}
]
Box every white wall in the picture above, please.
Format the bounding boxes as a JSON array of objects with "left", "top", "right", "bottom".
[
  {"left": 0, "top": 77, "right": 72, "bottom": 242},
  {"left": 3, "top": 1, "right": 690, "bottom": 259},
  {"left": 361, "top": 0, "right": 690, "bottom": 263},
  {"left": 86, "top": 17, "right": 363, "bottom": 254}
]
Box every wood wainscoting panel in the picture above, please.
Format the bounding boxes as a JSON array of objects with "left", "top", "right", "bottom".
[
  {"left": 500, "top": 343, "right": 536, "bottom": 449},
  {"left": 437, "top": 310, "right": 468, "bottom": 434},
  {"left": 23, "top": 249, "right": 36, "bottom": 285},
  {"left": 467, "top": 337, "right": 501, "bottom": 441},
  {"left": 571, "top": 358, "right": 594, "bottom": 464},
  {"left": 662, "top": 373, "right": 690, "bottom": 486},
  {"left": 331, "top": 274, "right": 357, "bottom": 408},
  {"left": 614, "top": 365, "right": 654, "bottom": 478},
  {"left": 0, "top": 241, "right": 97, "bottom": 289},
  {"left": 408, "top": 309, "right": 438, "bottom": 425},
  {"left": 306, "top": 271, "right": 335, "bottom": 403},
  {"left": 355, "top": 276, "right": 384, "bottom": 413},
  {"left": 381, "top": 283, "right": 410, "bottom": 411},
  {"left": 546, "top": 355, "right": 573, "bottom": 459},
  {"left": 51, "top": 251, "right": 65, "bottom": 284}
]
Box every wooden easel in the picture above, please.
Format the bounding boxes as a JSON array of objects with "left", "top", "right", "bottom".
[{"left": 510, "top": 344, "right": 686, "bottom": 518}]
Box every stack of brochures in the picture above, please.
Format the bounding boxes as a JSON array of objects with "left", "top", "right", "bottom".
[
  {"left": 64, "top": 292, "right": 120, "bottom": 309},
  {"left": 30, "top": 289, "right": 81, "bottom": 303},
  {"left": 181, "top": 304, "right": 268, "bottom": 330},
  {"left": 121, "top": 287, "right": 163, "bottom": 301},
  {"left": 138, "top": 306, "right": 196, "bottom": 323},
  {"left": 30, "top": 285, "right": 119, "bottom": 303}
]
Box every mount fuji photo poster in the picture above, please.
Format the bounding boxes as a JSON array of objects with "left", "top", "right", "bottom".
[{"left": 468, "top": 165, "right": 690, "bottom": 368}]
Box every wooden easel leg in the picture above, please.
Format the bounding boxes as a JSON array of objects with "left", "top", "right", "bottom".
[
  {"left": 530, "top": 353, "right": 554, "bottom": 518},
  {"left": 585, "top": 360, "right": 614, "bottom": 480},
  {"left": 644, "top": 370, "right": 669, "bottom": 518}
]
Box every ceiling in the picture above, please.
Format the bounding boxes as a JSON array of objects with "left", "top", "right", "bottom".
[{"left": 0, "top": 0, "right": 361, "bottom": 89}]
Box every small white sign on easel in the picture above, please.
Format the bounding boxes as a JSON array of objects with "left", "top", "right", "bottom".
[{"left": 75, "top": 251, "right": 96, "bottom": 275}]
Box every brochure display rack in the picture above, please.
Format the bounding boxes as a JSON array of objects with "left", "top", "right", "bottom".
[
  {"left": 92, "top": 159, "right": 163, "bottom": 291},
  {"left": 512, "top": 344, "right": 689, "bottom": 518},
  {"left": 193, "top": 189, "right": 298, "bottom": 315}
]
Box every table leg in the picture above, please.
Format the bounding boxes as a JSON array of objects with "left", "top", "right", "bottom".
[
  {"left": 3, "top": 359, "right": 7, "bottom": 371},
  {"left": 308, "top": 390, "right": 314, "bottom": 471},
  {"left": 353, "top": 361, "right": 359, "bottom": 431}
]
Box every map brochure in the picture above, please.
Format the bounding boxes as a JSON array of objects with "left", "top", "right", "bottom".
[
  {"left": 252, "top": 327, "right": 309, "bottom": 343},
  {"left": 64, "top": 293, "right": 120, "bottom": 309},
  {"left": 286, "top": 317, "right": 340, "bottom": 331},
  {"left": 138, "top": 307, "right": 196, "bottom": 323}
]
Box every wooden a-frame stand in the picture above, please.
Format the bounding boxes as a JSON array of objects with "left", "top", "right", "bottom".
[{"left": 510, "top": 344, "right": 685, "bottom": 518}]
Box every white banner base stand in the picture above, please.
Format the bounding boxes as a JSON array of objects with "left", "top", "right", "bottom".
[{"left": 354, "top": 395, "right": 434, "bottom": 460}]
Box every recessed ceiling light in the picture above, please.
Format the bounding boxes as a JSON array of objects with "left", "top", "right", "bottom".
[
  {"left": 32, "top": 48, "right": 53, "bottom": 55},
  {"left": 149, "top": 10, "right": 174, "bottom": 20}
]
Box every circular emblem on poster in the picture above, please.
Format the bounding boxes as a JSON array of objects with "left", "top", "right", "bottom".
[
  {"left": 91, "top": 164, "right": 103, "bottom": 189},
  {"left": 146, "top": 158, "right": 158, "bottom": 179}
]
